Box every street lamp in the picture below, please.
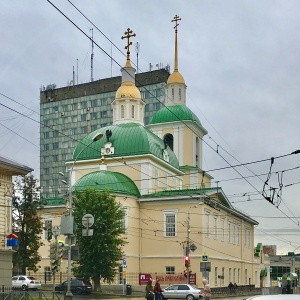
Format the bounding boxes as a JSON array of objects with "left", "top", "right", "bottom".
[
  {"left": 186, "top": 200, "right": 203, "bottom": 283},
  {"left": 60, "top": 132, "right": 103, "bottom": 300}
]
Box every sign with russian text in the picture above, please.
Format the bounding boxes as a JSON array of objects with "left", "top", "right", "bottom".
[{"left": 139, "top": 274, "right": 152, "bottom": 285}]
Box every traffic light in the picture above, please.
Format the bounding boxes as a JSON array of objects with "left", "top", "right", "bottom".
[
  {"left": 184, "top": 270, "right": 187, "bottom": 277},
  {"left": 57, "top": 242, "right": 64, "bottom": 260},
  {"left": 50, "top": 243, "right": 57, "bottom": 260},
  {"left": 184, "top": 255, "right": 190, "bottom": 268},
  {"left": 51, "top": 259, "right": 59, "bottom": 272}
]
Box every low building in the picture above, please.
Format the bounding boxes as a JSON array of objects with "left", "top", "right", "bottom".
[{"left": 0, "top": 155, "right": 32, "bottom": 285}]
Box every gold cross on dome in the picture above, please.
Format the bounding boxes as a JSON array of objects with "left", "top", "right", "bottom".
[
  {"left": 121, "top": 28, "right": 136, "bottom": 59},
  {"left": 172, "top": 15, "right": 181, "bottom": 31}
]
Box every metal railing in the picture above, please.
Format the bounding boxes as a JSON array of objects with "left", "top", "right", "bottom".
[{"left": 0, "top": 287, "right": 62, "bottom": 300}]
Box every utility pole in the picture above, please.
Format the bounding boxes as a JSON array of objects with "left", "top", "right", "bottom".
[
  {"left": 186, "top": 202, "right": 203, "bottom": 284},
  {"left": 51, "top": 227, "right": 60, "bottom": 296}
]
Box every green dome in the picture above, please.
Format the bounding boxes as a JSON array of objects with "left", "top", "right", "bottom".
[
  {"left": 150, "top": 105, "right": 202, "bottom": 125},
  {"left": 73, "top": 123, "right": 179, "bottom": 169},
  {"left": 74, "top": 170, "right": 140, "bottom": 197}
]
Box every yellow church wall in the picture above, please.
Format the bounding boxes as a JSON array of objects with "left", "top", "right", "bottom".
[
  {"left": 133, "top": 200, "right": 257, "bottom": 287},
  {"left": 182, "top": 127, "right": 194, "bottom": 166}
]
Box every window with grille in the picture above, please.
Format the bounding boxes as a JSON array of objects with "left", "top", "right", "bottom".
[
  {"left": 164, "top": 211, "right": 177, "bottom": 237},
  {"left": 166, "top": 267, "right": 175, "bottom": 274}
]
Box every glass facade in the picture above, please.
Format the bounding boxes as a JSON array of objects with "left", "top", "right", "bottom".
[{"left": 40, "top": 69, "right": 169, "bottom": 199}]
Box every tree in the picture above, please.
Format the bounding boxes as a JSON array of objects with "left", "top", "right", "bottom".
[
  {"left": 12, "top": 174, "right": 43, "bottom": 274},
  {"left": 72, "top": 189, "right": 126, "bottom": 291}
]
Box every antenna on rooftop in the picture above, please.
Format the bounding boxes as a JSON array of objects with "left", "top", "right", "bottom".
[
  {"left": 135, "top": 42, "right": 140, "bottom": 73},
  {"left": 76, "top": 59, "right": 78, "bottom": 84},
  {"left": 90, "top": 28, "right": 94, "bottom": 82},
  {"left": 72, "top": 66, "right": 75, "bottom": 85}
]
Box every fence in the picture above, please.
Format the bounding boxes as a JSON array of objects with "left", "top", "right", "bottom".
[{"left": 0, "top": 287, "right": 63, "bottom": 300}]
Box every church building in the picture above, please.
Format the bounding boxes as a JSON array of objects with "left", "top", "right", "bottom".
[{"left": 38, "top": 17, "right": 260, "bottom": 287}]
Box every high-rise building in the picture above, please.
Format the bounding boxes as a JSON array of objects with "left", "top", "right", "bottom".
[{"left": 40, "top": 69, "right": 170, "bottom": 199}]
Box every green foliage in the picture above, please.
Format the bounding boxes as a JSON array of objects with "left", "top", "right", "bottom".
[
  {"left": 72, "top": 189, "right": 126, "bottom": 287},
  {"left": 12, "top": 174, "right": 43, "bottom": 273}
]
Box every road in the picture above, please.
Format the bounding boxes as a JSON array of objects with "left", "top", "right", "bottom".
[{"left": 12, "top": 290, "right": 254, "bottom": 300}]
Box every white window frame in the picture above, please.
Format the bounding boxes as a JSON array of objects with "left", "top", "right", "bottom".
[
  {"left": 163, "top": 210, "right": 177, "bottom": 237},
  {"left": 214, "top": 215, "right": 218, "bottom": 240},
  {"left": 166, "top": 266, "right": 175, "bottom": 274},
  {"left": 221, "top": 218, "right": 225, "bottom": 241}
]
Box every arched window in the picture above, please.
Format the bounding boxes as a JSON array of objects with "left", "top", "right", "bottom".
[
  {"left": 172, "top": 88, "right": 174, "bottom": 100},
  {"left": 121, "top": 105, "right": 124, "bottom": 118},
  {"left": 131, "top": 105, "right": 134, "bottom": 118},
  {"left": 179, "top": 88, "right": 181, "bottom": 100},
  {"left": 164, "top": 133, "right": 174, "bottom": 151}
]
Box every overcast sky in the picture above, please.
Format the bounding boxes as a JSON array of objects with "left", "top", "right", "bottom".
[{"left": 0, "top": 0, "right": 300, "bottom": 255}]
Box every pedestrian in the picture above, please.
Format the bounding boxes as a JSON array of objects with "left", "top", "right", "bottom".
[
  {"left": 145, "top": 279, "right": 154, "bottom": 300},
  {"left": 228, "top": 282, "right": 234, "bottom": 294},
  {"left": 233, "top": 282, "right": 238, "bottom": 294},
  {"left": 154, "top": 280, "right": 163, "bottom": 300},
  {"left": 286, "top": 281, "right": 291, "bottom": 294},
  {"left": 202, "top": 278, "right": 211, "bottom": 300}
]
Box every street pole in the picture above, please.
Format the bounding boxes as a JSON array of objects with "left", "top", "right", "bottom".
[
  {"left": 52, "top": 228, "right": 60, "bottom": 298},
  {"left": 186, "top": 210, "right": 191, "bottom": 284},
  {"left": 186, "top": 201, "right": 204, "bottom": 284},
  {"left": 62, "top": 133, "right": 103, "bottom": 300}
]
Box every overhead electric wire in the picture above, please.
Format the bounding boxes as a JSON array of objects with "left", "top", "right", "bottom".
[{"left": 1, "top": 0, "right": 298, "bottom": 248}]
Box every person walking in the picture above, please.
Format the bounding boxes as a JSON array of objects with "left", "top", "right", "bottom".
[
  {"left": 202, "top": 278, "right": 211, "bottom": 300},
  {"left": 145, "top": 280, "right": 154, "bottom": 300},
  {"left": 154, "top": 280, "right": 163, "bottom": 300}
]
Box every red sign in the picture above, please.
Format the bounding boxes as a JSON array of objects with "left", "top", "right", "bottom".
[
  {"left": 6, "top": 233, "right": 18, "bottom": 239},
  {"left": 189, "top": 273, "right": 196, "bottom": 285},
  {"left": 139, "top": 274, "right": 152, "bottom": 285}
]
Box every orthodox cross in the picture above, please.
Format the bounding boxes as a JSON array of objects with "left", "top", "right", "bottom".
[
  {"left": 172, "top": 15, "right": 181, "bottom": 31},
  {"left": 121, "top": 28, "right": 136, "bottom": 62}
]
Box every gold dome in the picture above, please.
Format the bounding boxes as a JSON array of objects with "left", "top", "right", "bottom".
[
  {"left": 167, "top": 70, "right": 185, "bottom": 84},
  {"left": 115, "top": 81, "right": 141, "bottom": 99}
]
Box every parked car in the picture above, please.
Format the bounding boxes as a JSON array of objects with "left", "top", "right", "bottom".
[
  {"left": 162, "top": 284, "right": 203, "bottom": 300},
  {"left": 12, "top": 275, "right": 41, "bottom": 291},
  {"left": 246, "top": 296, "right": 300, "bottom": 299},
  {"left": 55, "top": 279, "right": 92, "bottom": 295}
]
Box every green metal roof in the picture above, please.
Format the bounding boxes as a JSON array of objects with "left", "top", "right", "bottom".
[
  {"left": 72, "top": 123, "right": 179, "bottom": 169},
  {"left": 73, "top": 170, "right": 140, "bottom": 197},
  {"left": 150, "top": 105, "right": 202, "bottom": 125},
  {"left": 141, "top": 187, "right": 217, "bottom": 199},
  {"left": 43, "top": 197, "right": 66, "bottom": 206}
]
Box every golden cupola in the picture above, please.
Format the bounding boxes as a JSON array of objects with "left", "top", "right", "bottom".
[
  {"left": 165, "top": 15, "right": 187, "bottom": 106},
  {"left": 112, "top": 28, "right": 145, "bottom": 125}
]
